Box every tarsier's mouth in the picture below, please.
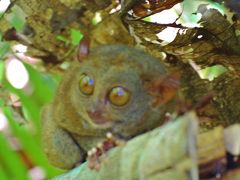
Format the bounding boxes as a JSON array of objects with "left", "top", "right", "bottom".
[{"left": 87, "top": 110, "right": 110, "bottom": 125}]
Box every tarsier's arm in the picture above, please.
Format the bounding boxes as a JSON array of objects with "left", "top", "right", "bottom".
[{"left": 41, "top": 104, "right": 84, "bottom": 169}]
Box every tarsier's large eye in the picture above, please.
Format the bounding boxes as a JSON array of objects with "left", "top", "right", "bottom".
[
  {"left": 108, "top": 86, "right": 130, "bottom": 106},
  {"left": 79, "top": 74, "right": 94, "bottom": 95}
]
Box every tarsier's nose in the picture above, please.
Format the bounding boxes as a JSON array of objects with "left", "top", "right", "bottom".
[{"left": 87, "top": 109, "right": 109, "bottom": 125}]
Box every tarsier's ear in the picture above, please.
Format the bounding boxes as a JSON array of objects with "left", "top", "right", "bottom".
[
  {"left": 146, "top": 72, "right": 181, "bottom": 107},
  {"left": 77, "top": 35, "right": 90, "bottom": 62}
]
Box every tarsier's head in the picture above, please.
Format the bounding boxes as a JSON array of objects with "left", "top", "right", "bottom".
[{"left": 56, "top": 45, "right": 179, "bottom": 138}]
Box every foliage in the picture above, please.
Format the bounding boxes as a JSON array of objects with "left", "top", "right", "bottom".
[
  {"left": 0, "top": 2, "right": 85, "bottom": 178},
  {"left": 0, "top": 20, "right": 64, "bottom": 179}
]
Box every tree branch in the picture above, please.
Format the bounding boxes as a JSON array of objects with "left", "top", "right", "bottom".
[{"left": 53, "top": 112, "right": 199, "bottom": 180}]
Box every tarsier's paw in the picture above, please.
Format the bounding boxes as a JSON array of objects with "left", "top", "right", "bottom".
[{"left": 87, "top": 132, "right": 125, "bottom": 170}]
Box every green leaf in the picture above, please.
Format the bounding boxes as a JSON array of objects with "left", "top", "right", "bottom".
[
  {"left": 0, "top": 99, "right": 4, "bottom": 107},
  {"left": 2, "top": 62, "right": 63, "bottom": 177},
  {"left": 3, "top": 79, "right": 42, "bottom": 128},
  {"left": 5, "top": 5, "right": 26, "bottom": 32},
  {"left": 0, "top": 166, "right": 8, "bottom": 180},
  {"left": 198, "top": 65, "right": 227, "bottom": 81},
  {"left": 23, "top": 62, "right": 59, "bottom": 104},
  {"left": 70, "top": 29, "right": 83, "bottom": 45},
  {"left": 10, "top": 15, "right": 25, "bottom": 32},
  {"left": 2, "top": 106, "right": 63, "bottom": 178},
  {"left": 143, "top": 17, "right": 151, "bottom": 22},
  {"left": 0, "top": 133, "right": 29, "bottom": 179},
  {"left": 1, "top": 50, "right": 63, "bottom": 178},
  {"left": 0, "top": 42, "right": 10, "bottom": 58},
  {"left": 56, "top": 35, "right": 69, "bottom": 44},
  {"left": 0, "top": 61, "right": 5, "bottom": 83},
  {"left": 92, "top": 13, "right": 102, "bottom": 25},
  {"left": 3, "top": 62, "right": 60, "bottom": 128}
]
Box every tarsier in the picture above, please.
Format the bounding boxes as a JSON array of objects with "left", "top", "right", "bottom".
[{"left": 41, "top": 45, "right": 179, "bottom": 169}]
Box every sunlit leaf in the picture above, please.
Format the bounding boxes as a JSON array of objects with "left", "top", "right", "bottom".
[
  {"left": 198, "top": 65, "right": 227, "bottom": 81},
  {"left": 92, "top": 12, "right": 102, "bottom": 25},
  {"left": 70, "top": 29, "right": 83, "bottom": 45},
  {"left": 0, "top": 0, "right": 11, "bottom": 17},
  {"left": 143, "top": 16, "right": 151, "bottom": 22}
]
